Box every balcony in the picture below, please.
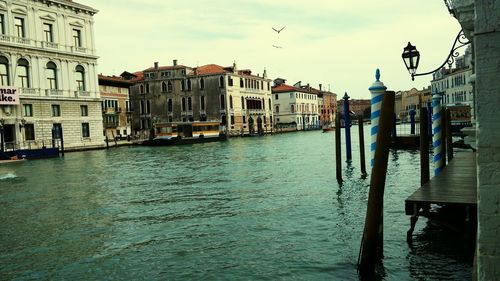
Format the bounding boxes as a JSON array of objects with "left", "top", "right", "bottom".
[
  {"left": 75, "top": 90, "right": 90, "bottom": 97},
  {"left": 12, "top": 36, "right": 30, "bottom": 45},
  {"left": 103, "top": 107, "right": 121, "bottom": 115},
  {"left": 0, "top": 34, "right": 10, "bottom": 42},
  {"left": 42, "top": 41, "right": 59, "bottom": 49},
  {"left": 104, "top": 122, "right": 119, "bottom": 128},
  {"left": 21, "top": 88, "right": 38, "bottom": 95},
  {"left": 248, "top": 109, "right": 264, "bottom": 115},
  {"left": 45, "top": 89, "right": 63, "bottom": 96},
  {"left": 72, "top": 46, "right": 87, "bottom": 53}
]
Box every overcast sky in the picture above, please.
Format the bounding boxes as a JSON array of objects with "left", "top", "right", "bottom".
[{"left": 80, "top": 0, "right": 462, "bottom": 99}]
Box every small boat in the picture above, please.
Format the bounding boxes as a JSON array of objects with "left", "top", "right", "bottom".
[
  {"left": 142, "top": 121, "right": 227, "bottom": 146},
  {"left": 322, "top": 123, "right": 334, "bottom": 132}
]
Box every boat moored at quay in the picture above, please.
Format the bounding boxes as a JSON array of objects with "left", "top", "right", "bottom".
[{"left": 141, "top": 121, "right": 227, "bottom": 146}]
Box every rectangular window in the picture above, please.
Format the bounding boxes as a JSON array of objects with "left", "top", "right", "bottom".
[
  {"left": 82, "top": 123, "right": 90, "bottom": 138},
  {"left": 14, "top": 17, "right": 25, "bottom": 37},
  {"left": 24, "top": 123, "right": 35, "bottom": 140},
  {"left": 43, "top": 23, "right": 53, "bottom": 42},
  {"left": 80, "top": 105, "right": 88, "bottom": 116},
  {"left": 125, "top": 100, "right": 130, "bottom": 112},
  {"left": 275, "top": 94, "right": 278, "bottom": 100},
  {"left": 0, "top": 61, "right": 8, "bottom": 86},
  {"left": 23, "top": 104, "right": 33, "bottom": 117},
  {"left": 73, "top": 29, "right": 81, "bottom": 47},
  {"left": 53, "top": 123, "right": 62, "bottom": 139},
  {"left": 51, "top": 104, "right": 61, "bottom": 117},
  {"left": 0, "top": 14, "right": 5, "bottom": 35},
  {"left": 200, "top": 96, "right": 205, "bottom": 110},
  {"left": 228, "top": 76, "right": 233, "bottom": 87}
]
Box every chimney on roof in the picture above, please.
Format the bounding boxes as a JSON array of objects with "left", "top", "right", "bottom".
[
  {"left": 154, "top": 62, "right": 159, "bottom": 69},
  {"left": 173, "top": 59, "right": 178, "bottom": 66},
  {"left": 319, "top": 84, "right": 322, "bottom": 91}
]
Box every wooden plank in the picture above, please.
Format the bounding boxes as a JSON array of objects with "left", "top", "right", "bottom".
[{"left": 405, "top": 152, "right": 477, "bottom": 215}]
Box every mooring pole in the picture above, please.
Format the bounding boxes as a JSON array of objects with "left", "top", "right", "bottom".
[
  {"left": 369, "top": 69, "right": 387, "bottom": 167},
  {"left": 335, "top": 112, "right": 342, "bottom": 183},
  {"left": 409, "top": 109, "right": 416, "bottom": 135},
  {"left": 358, "top": 115, "right": 366, "bottom": 174},
  {"left": 442, "top": 106, "right": 447, "bottom": 166},
  {"left": 358, "top": 90, "right": 395, "bottom": 275},
  {"left": 105, "top": 135, "right": 109, "bottom": 149},
  {"left": 343, "top": 92, "right": 352, "bottom": 160},
  {"left": 446, "top": 108, "right": 453, "bottom": 162},
  {"left": 59, "top": 125, "right": 64, "bottom": 157},
  {"left": 391, "top": 113, "right": 397, "bottom": 140},
  {"left": 427, "top": 101, "right": 432, "bottom": 137},
  {"left": 432, "top": 90, "right": 444, "bottom": 175},
  {"left": 420, "top": 107, "right": 430, "bottom": 186}
]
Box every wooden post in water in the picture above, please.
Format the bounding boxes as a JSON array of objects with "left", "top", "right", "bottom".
[
  {"left": 358, "top": 115, "right": 366, "bottom": 174},
  {"left": 420, "top": 107, "right": 430, "bottom": 186},
  {"left": 442, "top": 106, "right": 447, "bottom": 166},
  {"left": 335, "top": 112, "right": 342, "bottom": 183},
  {"left": 358, "top": 91, "right": 395, "bottom": 275},
  {"left": 446, "top": 109, "right": 453, "bottom": 162}
]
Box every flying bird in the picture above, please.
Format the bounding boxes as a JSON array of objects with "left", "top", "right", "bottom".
[
  {"left": 272, "top": 26, "right": 286, "bottom": 33},
  {"left": 272, "top": 45, "right": 283, "bottom": 49}
]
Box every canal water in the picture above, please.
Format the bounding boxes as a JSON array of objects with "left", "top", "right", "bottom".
[{"left": 0, "top": 129, "right": 473, "bottom": 280}]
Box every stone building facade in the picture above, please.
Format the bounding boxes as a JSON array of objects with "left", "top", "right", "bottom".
[
  {"left": 98, "top": 75, "right": 132, "bottom": 139},
  {"left": 0, "top": 0, "right": 103, "bottom": 150},
  {"left": 448, "top": 1, "right": 500, "bottom": 278},
  {"left": 129, "top": 61, "right": 273, "bottom": 137},
  {"left": 272, "top": 80, "right": 324, "bottom": 130}
]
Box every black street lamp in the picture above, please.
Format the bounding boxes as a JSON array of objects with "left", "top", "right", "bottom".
[{"left": 402, "top": 29, "right": 470, "bottom": 81}]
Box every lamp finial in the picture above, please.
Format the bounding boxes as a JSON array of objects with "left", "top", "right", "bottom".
[{"left": 375, "top": 69, "right": 380, "bottom": 81}]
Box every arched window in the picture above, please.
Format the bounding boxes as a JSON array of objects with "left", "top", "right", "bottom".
[
  {"left": 199, "top": 78, "right": 205, "bottom": 89},
  {"left": 182, "top": 97, "right": 186, "bottom": 111},
  {"left": 145, "top": 83, "right": 150, "bottom": 93},
  {"left": 140, "top": 84, "right": 144, "bottom": 94},
  {"left": 229, "top": 95, "right": 233, "bottom": 109},
  {"left": 219, "top": 76, "right": 224, "bottom": 88},
  {"left": 262, "top": 98, "right": 265, "bottom": 110},
  {"left": 268, "top": 98, "right": 271, "bottom": 110},
  {"left": 46, "top": 61, "right": 57, "bottom": 89},
  {"left": 291, "top": 104, "right": 295, "bottom": 113},
  {"left": 167, "top": 99, "right": 173, "bottom": 112},
  {"left": 0, "top": 56, "right": 9, "bottom": 86},
  {"left": 187, "top": 79, "right": 192, "bottom": 91},
  {"left": 181, "top": 79, "right": 186, "bottom": 91},
  {"left": 188, "top": 97, "right": 192, "bottom": 111},
  {"left": 75, "top": 65, "right": 85, "bottom": 91},
  {"left": 162, "top": 81, "right": 167, "bottom": 92},
  {"left": 240, "top": 78, "right": 244, "bottom": 87},
  {"left": 220, "top": 94, "right": 225, "bottom": 109},
  {"left": 16, "top": 58, "right": 29, "bottom": 88},
  {"left": 241, "top": 97, "right": 245, "bottom": 109},
  {"left": 167, "top": 81, "right": 173, "bottom": 92},
  {"left": 275, "top": 105, "right": 279, "bottom": 113}
]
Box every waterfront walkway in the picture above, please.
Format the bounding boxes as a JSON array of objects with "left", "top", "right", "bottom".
[{"left": 405, "top": 151, "right": 477, "bottom": 241}]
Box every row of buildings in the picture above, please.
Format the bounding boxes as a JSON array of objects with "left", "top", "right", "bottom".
[{"left": 0, "top": 0, "right": 339, "bottom": 151}]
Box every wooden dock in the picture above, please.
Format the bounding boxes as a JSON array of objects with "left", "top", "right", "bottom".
[{"left": 405, "top": 151, "right": 477, "bottom": 242}]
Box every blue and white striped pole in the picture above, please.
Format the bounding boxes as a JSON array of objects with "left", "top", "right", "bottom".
[
  {"left": 432, "top": 90, "right": 444, "bottom": 175},
  {"left": 369, "top": 69, "right": 387, "bottom": 167}
]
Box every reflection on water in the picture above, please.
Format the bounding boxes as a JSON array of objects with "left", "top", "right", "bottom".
[{"left": 0, "top": 129, "right": 471, "bottom": 280}]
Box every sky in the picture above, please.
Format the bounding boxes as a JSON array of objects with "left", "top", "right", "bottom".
[{"left": 79, "top": 0, "right": 463, "bottom": 99}]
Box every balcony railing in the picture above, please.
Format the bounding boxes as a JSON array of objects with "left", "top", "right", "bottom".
[
  {"left": 104, "top": 122, "right": 119, "bottom": 128},
  {"left": 72, "top": 46, "right": 87, "bottom": 52},
  {"left": 45, "top": 89, "right": 63, "bottom": 96},
  {"left": 42, "top": 41, "right": 59, "bottom": 49},
  {"left": 21, "top": 88, "right": 38, "bottom": 95},
  {"left": 103, "top": 107, "right": 121, "bottom": 114},
  {"left": 13, "top": 36, "right": 30, "bottom": 44},
  {"left": 75, "top": 90, "right": 90, "bottom": 97},
  {"left": 0, "top": 34, "right": 10, "bottom": 42},
  {"left": 248, "top": 109, "right": 264, "bottom": 114}
]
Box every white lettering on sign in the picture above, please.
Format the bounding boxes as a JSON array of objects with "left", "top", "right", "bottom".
[{"left": 0, "top": 86, "right": 20, "bottom": 105}]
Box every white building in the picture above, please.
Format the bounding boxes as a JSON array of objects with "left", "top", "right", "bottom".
[
  {"left": 272, "top": 80, "right": 320, "bottom": 130},
  {"left": 0, "top": 0, "right": 103, "bottom": 150},
  {"left": 431, "top": 46, "right": 474, "bottom": 117}
]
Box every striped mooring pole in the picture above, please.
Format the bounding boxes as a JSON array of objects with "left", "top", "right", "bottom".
[
  {"left": 369, "top": 69, "right": 387, "bottom": 167},
  {"left": 432, "top": 90, "right": 444, "bottom": 175}
]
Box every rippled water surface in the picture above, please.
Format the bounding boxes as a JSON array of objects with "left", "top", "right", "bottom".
[{"left": 0, "top": 129, "right": 472, "bottom": 280}]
